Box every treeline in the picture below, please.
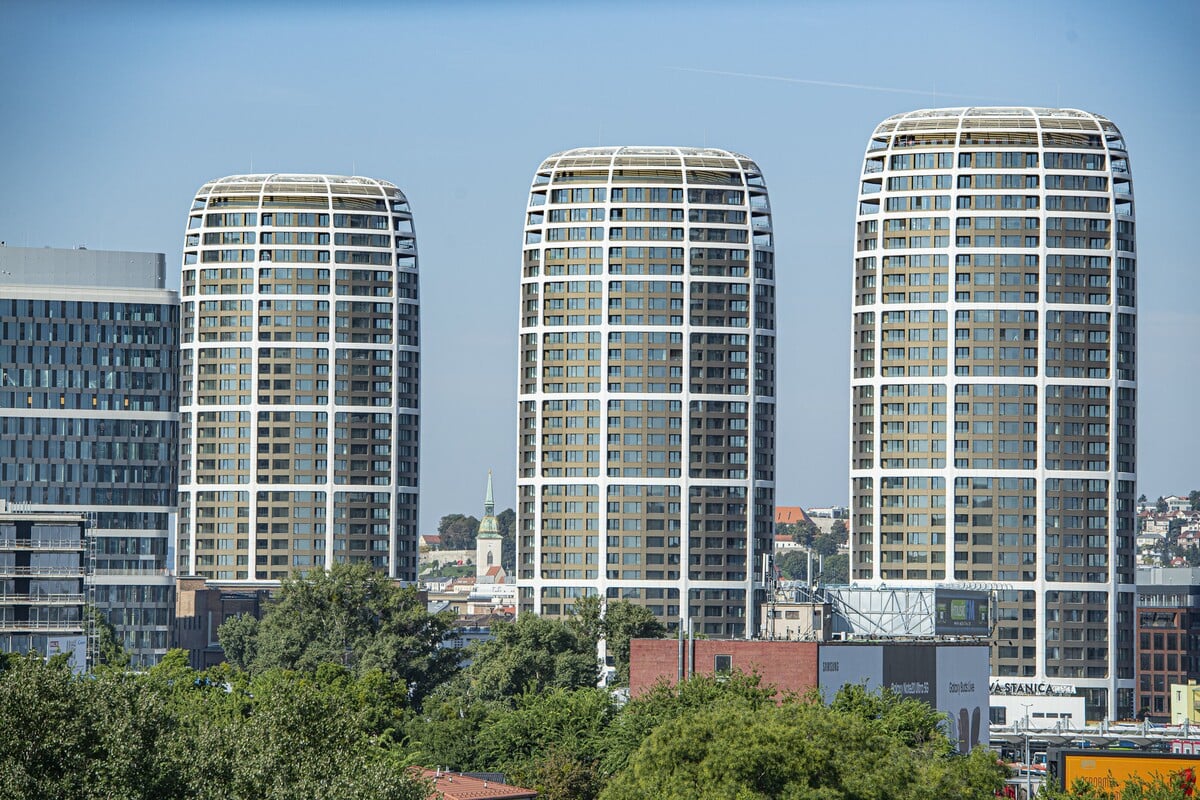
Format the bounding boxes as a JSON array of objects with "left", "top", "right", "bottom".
[{"left": 1, "top": 564, "right": 1020, "bottom": 799}]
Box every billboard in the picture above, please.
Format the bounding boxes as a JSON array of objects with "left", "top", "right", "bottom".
[
  {"left": 936, "top": 645, "right": 990, "bottom": 751},
  {"left": 933, "top": 589, "right": 990, "bottom": 636},
  {"left": 1052, "top": 749, "right": 1200, "bottom": 795},
  {"left": 45, "top": 635, "right": 87, "bottom": 674},
  {"left": 816, "top": 644, "right": 882, "bottom": 701},
  {"left": 818, "top": 643, "right": 989, "bottom": 753},
  {"left": 883, "top": 644, "right": 936, "bottom": 706}
]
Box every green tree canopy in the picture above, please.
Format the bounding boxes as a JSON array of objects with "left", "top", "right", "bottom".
[
  {"left": 776, "top": 549, "right": 808, "bottom": 581},
  {"left": 0, "top": 653, "right": 427, "bottom": 800},
  {"left": 218, "top": 563, "right": 459, "bottom": 706},
  {"left": 462, "top": 613, "right": 598, "bottom": 703},
  {"left": 476, "top": 687, "right": 617, "bottom": 800},
  {"left": 436, "top": 514, "right": 480, "bottom": 550},
  {"left": 600, "top": 684, "right": 1005, "bottom": 800},
  {"left": 821, "top": 552, "right": 849, "bottom": 584}
]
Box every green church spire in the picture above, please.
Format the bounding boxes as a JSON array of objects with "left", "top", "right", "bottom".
[{"left": 478, "top": 470, "right": 501, "bottom": 539}]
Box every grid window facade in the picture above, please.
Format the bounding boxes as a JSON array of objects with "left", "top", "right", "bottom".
[
  {"left": 179, "top": 175, "right": 420, "bottom": 585},
  {"left": 850, "top": 108, "right": 1136, "bottom": 720},
  {"left": 519, "top": 148, "right": 775, "bottom": 635}
]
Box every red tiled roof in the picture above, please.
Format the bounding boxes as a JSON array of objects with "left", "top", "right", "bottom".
[
  {"left": 419, "top": 770, "right": 537, "bottom": 800},
  {"left": 485, "top": 565, "right": 503, "bottom": 577},
  {"left": 775, "top": 506, "right": 810, "bottom": 525}
]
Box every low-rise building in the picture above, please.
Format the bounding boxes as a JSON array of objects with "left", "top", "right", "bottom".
[
  {"left": 173, "top": 576, "right": 271, "bottom": 669},
  {"left": 1136, "top": 567, "right": 1200, "bottom": 721},
  {"left": 629, "top": 637, "right": 990, "bottom": 752},
  {"left": 0, "top": 502, "right": 89, "bottom": 670}
]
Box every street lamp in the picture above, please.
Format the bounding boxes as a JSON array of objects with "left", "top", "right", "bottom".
[{"left": 1019, "top": 702, "right": 1034, "bottom": 800}]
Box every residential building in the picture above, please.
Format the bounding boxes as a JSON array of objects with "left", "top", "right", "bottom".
[
  {"left": 849, "top": 108, "right": 1137, "bottom": 720},
  {"left": 178, "top": 174, "right": 420, "bottom": 586},
  {"left": 0, "top": 502, "right": 89, "bottom": 670},
  {"left": 1136, "top": 567, "right": 1200, "bottom": 721},
  {"left": 517, "top": 147, "right": 776, "bottom": 635},
  {"left": 0, "top": 245, "right": 178, "bottom": 665}
]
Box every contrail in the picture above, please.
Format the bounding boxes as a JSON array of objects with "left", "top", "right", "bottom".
[{"left": 668, "top": 66, "right": 1005, "bottom": 102}]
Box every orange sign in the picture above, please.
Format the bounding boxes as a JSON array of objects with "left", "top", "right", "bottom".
[{"left": 1060, "top": 751, "right": 1199, "bottom": 796}]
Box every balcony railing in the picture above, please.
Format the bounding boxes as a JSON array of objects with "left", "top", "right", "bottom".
[{"left": 0, "top": 593, "right": 86, "bottom": 606}]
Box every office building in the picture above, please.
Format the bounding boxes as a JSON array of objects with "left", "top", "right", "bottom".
[
  {"left": 518, "top": 147, "right": 776, "bottom": 635},
  {"left": 0, "top": 503, "right": 89, "bottom": 668},
  {"left": 0, "top": 246, "right": 178, "bottom": 665},
  {"left": 178, "top": 174, "right": 419, "bottom": 585},
  {"left": 849, "top": 108, "right": 1137, "bottom": 719},
  {"left": 1135, "top": 567, "right": 1200, "bottom": 722}
]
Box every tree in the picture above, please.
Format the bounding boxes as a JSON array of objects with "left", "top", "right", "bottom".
[
  {"left": 777, "top": 519, "right": 818, "bottom": 548},
  {"left": 220, "top": 563, "right": 459, "bottom": 706},
  {"left": 1190, "top": 490, "right": 1200, "bottom": 512},
  {"left": 87, "top": 605, "right": 130, "bottom": 670},
  {"left": 822, "top": 552, "right": 850, "bottom": 584},
  {"left": 437, "top": 514, "right": 480, "bottom": 550},
  {"left": 568, "top": 596, "right": 666, "bottom": 685},
  {"left": 811, "top": 529, "right": 841, "bottom": 557},
  {"left": 600, "top": 601, "right": 667, "bottom": 685},
  {"left": 1156, "top": 496, "right": 1169, "bottom": 513},
  {"left": 475, "top": 688, "right": 616, "bottom": 800},
  {"left": 600, "top": 686, "right": 1005, "bottom": 800},
  {"left": 0, "top": 654, "right": 176, "bottom": 800},
  {"left": 776, "top": 550, "right": 808, "bottom": 581},
  {"left": 462, "top": 614, "right": 597, "bottom": 703},
  {"left": 599, "top": 672, "right": 779, "bottom": 778},
  {"left": 1040, "top": 769, "right": 1198, "bottom": 799},
  {"left": 498, "top": 508, "right": 517, "bottom": 571},
  {"left": 217, "top": 613, "right": 258, "bottom": 671},
  {"left": 830, "top": 519, "right": 848, "bottom": 542},
  {"left": 828, "top": 682, "right": 947, "bottom": 749}
]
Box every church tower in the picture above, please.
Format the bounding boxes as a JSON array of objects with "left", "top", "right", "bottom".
[{"left": 476, "top": 472, "right": 504, "bottom": 582}]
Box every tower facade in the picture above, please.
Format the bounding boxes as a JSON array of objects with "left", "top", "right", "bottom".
[
  {"left": 0, "top": 246, "right": 178, "bottom": 666},
  {"left": 849, "top": 109, "right": 1136, "bottom": 719},
  {"left": 518, "top": 147, "right": 776, "bottom": 636},
  {"left": 476, "top": 472, "right": 503, "bottom": 579},
  {"left": 178, "top": 174, "right": 420, "bottom": 585}
]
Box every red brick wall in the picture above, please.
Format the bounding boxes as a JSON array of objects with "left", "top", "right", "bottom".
[{"left": 629, "top": 639, "right": 820, "bottom": 697}]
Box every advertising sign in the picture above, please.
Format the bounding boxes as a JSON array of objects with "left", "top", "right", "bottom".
[
  {"left": 46, "top": 635, "right": 87, "bottom": 674},
  {"left": 937, "top": 645, "right": 990, "bottom": 752},
  {"left": 883, "top": 644, "right": 936, "bottom": 706},
  {"left": 933, "top": 589, "right": 991, "bottom": 636},
  {"left": 816, "top": 644, "right": 882, "bottom": 701}
]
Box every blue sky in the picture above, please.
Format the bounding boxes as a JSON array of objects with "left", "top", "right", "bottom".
[{"left": 1, "top": 0, "right": 1196, "bottom": 529}]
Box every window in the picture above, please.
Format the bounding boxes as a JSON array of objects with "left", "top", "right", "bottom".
[{"left": 714, "top": 654, "right": 733, "bottom": 674}]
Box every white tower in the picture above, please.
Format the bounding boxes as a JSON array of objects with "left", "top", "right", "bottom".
[{"left": 849, "top": 109, "right": 1136, "bottom": 720}]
